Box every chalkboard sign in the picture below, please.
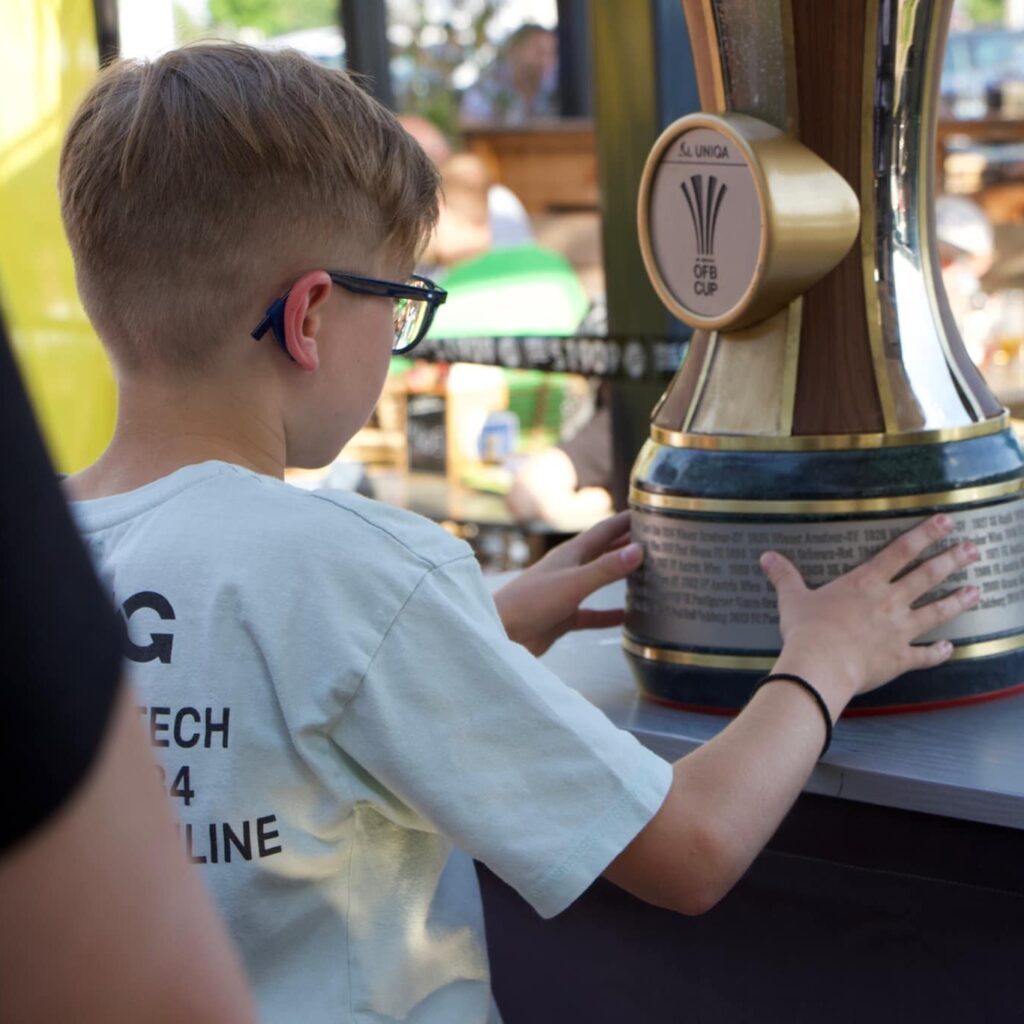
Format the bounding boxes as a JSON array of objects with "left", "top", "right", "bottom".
[{"left": 406, "top": 394, "right": 447, "bottom": 474}]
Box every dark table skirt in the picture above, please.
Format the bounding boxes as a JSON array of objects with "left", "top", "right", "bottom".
[{"left": 480, "top": 794, "right": 1024, "bottom": 1024}]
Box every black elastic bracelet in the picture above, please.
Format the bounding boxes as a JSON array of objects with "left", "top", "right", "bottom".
[{"left": 748, "top": 673, "right": 834, "bottom": 758}]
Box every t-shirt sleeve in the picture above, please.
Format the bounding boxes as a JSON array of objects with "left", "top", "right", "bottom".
[
  {"left": 0, "top": 324, "right": 124, "bottom": 853},
  {"left": 331, "top": 556, "right": 672, "bottom": 919}
]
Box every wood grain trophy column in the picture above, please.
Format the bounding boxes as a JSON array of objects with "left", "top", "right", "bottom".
[
  {"left": 625, "top": 0, "right": 1024, "bottom": 713},
  {"left": 790, "top": 0, "right": 883, "bottom": 434}
]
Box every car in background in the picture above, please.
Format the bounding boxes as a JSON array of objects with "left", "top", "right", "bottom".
[
  {"left": 940, "top": 28, "right": 1024, "bottom": 190},
  {"left": 261, "top": 26, "right": 345, "bottom": 68},
  {"left": 941, "top": 28, "right": 1024, "bottom": 118},
  {"left": 259, "top": 26, "right": 458, "bottom": 113}
]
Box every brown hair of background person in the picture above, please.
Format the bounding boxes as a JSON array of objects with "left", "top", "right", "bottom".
[
  {"left": 399, "top": 114, "right": 493, "bottom": 267},
  {"left": 0, "top": 316, "right": 254, "bottom": 1023},
  {"left": 58, "top": 42, "right": 439, "bottom": 377}
]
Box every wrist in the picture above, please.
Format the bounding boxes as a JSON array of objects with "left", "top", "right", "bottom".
[
  {"left": 772, "top": 640, "right": 859, "bottom": 722},
  {"left": 748, "top": 673, "right": 834, "bottom": 756}
]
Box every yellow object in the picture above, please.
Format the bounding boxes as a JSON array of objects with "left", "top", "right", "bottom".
[{"left": 0, "top": 1, "right": 114, "bottom": 471}]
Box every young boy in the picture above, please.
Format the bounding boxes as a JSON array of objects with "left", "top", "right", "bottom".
[{"left": 62, "top": 44, "right": 979, "bottom": 1024}]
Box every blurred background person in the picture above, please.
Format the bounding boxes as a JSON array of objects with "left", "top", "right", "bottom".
[
  {"left": 505, "top": 380, "right": 614, "bottom": 525},
  {"left": 460, "top": 23, "right": 559, "bottom": 125},
  {"left": 399, "top": 114, "right": 533, "bottom": 271},
  {"left": 936, "top": 193, "right": 999, "bottom": 366}
]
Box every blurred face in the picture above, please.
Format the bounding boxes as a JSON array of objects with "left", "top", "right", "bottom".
[
  {"left": 510, "top": 29, "right": 556, "bottom": 81},
  {"left": 397, "top": 114, "right": 452, "bottom": 167}
]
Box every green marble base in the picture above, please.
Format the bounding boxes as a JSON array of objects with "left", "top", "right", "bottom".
[{"left": 626, "top": 429, "right": 1024, "bottom": 712}]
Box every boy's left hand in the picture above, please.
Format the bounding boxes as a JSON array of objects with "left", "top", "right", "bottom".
[{"left": 493, "top": 510, "right": 643, "bottom": 657}]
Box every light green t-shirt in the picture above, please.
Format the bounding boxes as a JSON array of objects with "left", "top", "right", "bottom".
[{"left": 72, "top": 461, "right": 671, "bottom": 1024}]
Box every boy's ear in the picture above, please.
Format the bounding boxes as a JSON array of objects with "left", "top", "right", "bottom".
[{"left": 282, "top": 271, "right": 334, "bottom": 372}]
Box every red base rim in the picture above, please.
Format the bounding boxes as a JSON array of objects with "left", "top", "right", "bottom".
[{"left": 642, "top": 680, "right": 1024, "bottom": 718}]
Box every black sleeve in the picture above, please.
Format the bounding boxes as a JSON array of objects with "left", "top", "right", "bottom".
[{"left": 0, "top": 317, "right": 124, "bottom": 853}]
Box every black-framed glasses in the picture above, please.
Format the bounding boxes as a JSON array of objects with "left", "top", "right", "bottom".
[{"left": 251, "top": 271, "right": 447, "bottom": 357}]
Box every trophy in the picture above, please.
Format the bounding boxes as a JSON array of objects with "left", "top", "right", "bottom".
[{"left": 625, "top": 0, "right": 1024, "bottom": 712}]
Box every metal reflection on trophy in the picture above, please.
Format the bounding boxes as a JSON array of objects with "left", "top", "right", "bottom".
[{"left": 624, "top": 0, "right": 1024, "bottom": 712}]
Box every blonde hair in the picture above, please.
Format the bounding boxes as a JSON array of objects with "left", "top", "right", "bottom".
[{"left": 59, "top": 43, "right": 439, "bottom": 374}]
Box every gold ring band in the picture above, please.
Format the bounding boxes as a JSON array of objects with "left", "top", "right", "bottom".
[
  {"left": 623, "top": 633, "right": 1024, "bottom": 668},
  {"left": 630, "top": 478, "right": 1023, "bottom": 516},
  {"left": 650, "top": 413, "right": 1009, "bottom": 452},
  {"left": 623, "top": 637, "right": 775, "bottom": 671}
]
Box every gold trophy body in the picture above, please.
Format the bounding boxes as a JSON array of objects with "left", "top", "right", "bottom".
[{"left": 625, "top": 0, "right": 1024, "bottom": 712}]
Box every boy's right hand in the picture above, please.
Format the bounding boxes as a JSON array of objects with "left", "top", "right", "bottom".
[
  {"left": 605, "top": 514, "right": 983, "bottom": 918},
  {"left": 761, "top": 513, "right": 981, "bottom": 715}
]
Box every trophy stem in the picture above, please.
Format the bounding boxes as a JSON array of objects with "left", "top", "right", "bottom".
[{"left": 673, "top": 0, "right": 1003, "bottom": 441}]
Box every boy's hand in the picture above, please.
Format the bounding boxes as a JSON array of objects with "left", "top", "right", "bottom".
[
  {"left": 494, "top": 511, "right": 643, "bottom": 657},
  {"left": 762, "top": 513, "right": 981, "bottom": 717},
  {"left": 605, "top": 514, "right": 982, "bottom": 918}
]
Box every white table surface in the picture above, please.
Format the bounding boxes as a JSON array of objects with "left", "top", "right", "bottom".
[{"left": 521, "top": 578, "right": 1024, "bottom": 831}]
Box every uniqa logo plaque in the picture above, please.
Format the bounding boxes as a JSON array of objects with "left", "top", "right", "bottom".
[
  {"left": 647, "top": 126, "right": 763, "bottom": 321},
  {"left": 638, "top": 112, "right": 859, "bottom": 333}
]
